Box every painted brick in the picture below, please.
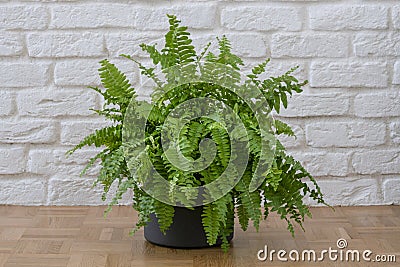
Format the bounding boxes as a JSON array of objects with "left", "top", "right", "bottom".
[
  {"left": 28, "top": 33, "right": 104, "bottom": 57},
  {"left": 0, "top": 178, "right": 46, "bottom": 205},
  {"left": 225, "top": 34, "right": 267, "bottom": 58},
  {"left": 263, "top": 61, "right": 308, "bottom": 81},
  {"left": 17, "top": 89, "right": 96, "bottom": 117},
  {"left": 0, "top": 6, "right": 49, "bottom": 30},
  {"left": 51, "top": 4, "right": 135, "bottom": 29},
  {"left": 393, "top": 5, "right": 400, "bottom": 29},
  {"left": 310, "top": 6, "right": 388, "bottom": 30},
  {"left": 394, "top": 61, "right": 400, "bottom": 85},
  {"left": 54, "top": 60, "right": 101, "bottom": 86},
  {"left": 353, "top": 150, "right": 400, "bottom": 175},
  {"left": 354, "top": 93, "right": 400, "bottom": 118},
  {"left": 0, "top": 63, "right": 50, "bottom": 87},
  {"left": 354, "top": 33, "right": 400, "bottom": 57},
  {"left": 389, "top": 122, "right": 400, "bottom": 144},
  {"left": 0, "top": 91, "right": 13, "bottom": 116},
  {"left": 221, "top": 6, "right": 302, "bottom": 31},
  {"left": 310, "top": 61, "right": 387, "bottom": 88},
  {"left": 105, "top": 33, "right": 161, "bottom": 58},
  {"left": 28, "top": 149, "right": 101, "bottom": 176},
  {"left": 135, "top": 5, "right": 217, "bottom": 30},
  {"left": 278, "top": 94, "right": 350, "bottom": 117},
  {"left": 0, "top": 120, "right": 57, "bottom": 144},
  {"left": 190, "top": 33, "right": 267, "bottom": 58},
  {"left": 48, "top": 177, "right": 104, "bottom": 205},
  {"left": 383, "top": 179, "right": 400, "bottom": 205},
  {"left": 60, "top": 120, "right": 110, "bottom": 145},
  {"left": 290, "top": 151, "right": 349, "bottom": 177},
  {"left": 311, "top": 178, "right": 380, "bottom": 206},
  {"left": 0, "top": 33, "right": 24, "bottom": 56},
  {"left": 306, "top": 122, "right": 386, "bottom": 148},
  {"left": 48, "top": 176, "right": 133, "bottom": 205},
  {"left": 191, "top": 34, "right": 217, "bottom": 54},
  {"left": 0, "top": 147, "right": 26, "bottom": 174},
  {"left": 271, "top": 33, "right": 348, "bottom": 58}
]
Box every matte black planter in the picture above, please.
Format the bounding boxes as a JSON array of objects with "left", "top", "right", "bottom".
[{"left": 144, "top": 205, "right": 234, "bottom": 248}]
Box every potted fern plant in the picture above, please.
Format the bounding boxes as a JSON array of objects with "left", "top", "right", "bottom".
[{"left": 68, "top": 15, "right": 326, "bottom": 251}]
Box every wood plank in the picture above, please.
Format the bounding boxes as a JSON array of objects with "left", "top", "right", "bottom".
[
  {"left": 67, "top": 253, "right": 108, "bottom": 267},
  {"left": 4, "top": 254, "right": 70, "bottom": 267},
  {"left": 0, "top": 253, "right": 9, "bottom": 266},
  {"left": 0, "top": 205, "right": 398, "bottom": 266}
]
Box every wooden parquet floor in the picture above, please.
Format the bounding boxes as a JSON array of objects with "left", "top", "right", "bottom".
[{"left": 0, "top": 205, "right": 399, "bottom": 267}]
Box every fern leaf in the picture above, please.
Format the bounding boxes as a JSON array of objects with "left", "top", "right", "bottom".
[
  {"left": 238, "top": 190, "right": 262, "bottom": 231},
  {"left": 236, "top": 198, "right": 249, "bottom": 231},
  {"left": 274, "top": 120, "right": 295, "bottom": 137},
  {"left": 161, "top": 15, "right": 197, "bottom": 68},
  {"left": 97, "top": 59, "right": 136, "bottom": 111},
  {"left": 67, "top": 125, "right": 122, "bottom": 155},
  {"left": 154, "top": 201, "right": 175, "bottom": 233},
  {"left": 202, "top": 195, "right": 229, "bottom": 245}
]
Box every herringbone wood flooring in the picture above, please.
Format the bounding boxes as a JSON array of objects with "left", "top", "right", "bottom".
[{"left": 0, "top": 206, "right": 399, "bottom": 266}]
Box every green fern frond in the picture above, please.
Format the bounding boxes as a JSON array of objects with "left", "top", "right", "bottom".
[
  {"left": 98, "top": 59, "right": 136, "bottom": 110},
  {"left": 220, "top": 200, "right": 234, "bottom": 252},
  {"left": 202, "top": 194, "right": 230, "bottom": 245},
  {"left": 216, "top": 36, "right": 243, "bottom": 70},
  {"left": 130, "top": 191, "right": 155, "bottom": 234},
  {"left": 162, "top": 15, "right": 196, "bottom": 68},
  {"left": 236, "top": 197, "right": 249, "bottom": 231},
  {"left": 67, "top": 125, "right": 122, "bottom": 155},
  {"left": 209, "top": 123, "right": 230, "bottom": 167},
  {"left": 154, "top": 200, "right": 175, "bottom": 233},
  {"left": 140, "top": 44, "right": 163, "bottom": 65},
  {"left": 238, "top": 190, "right": 262, "bottom": 231},
  {"left": 96, "top": 146, "right": 127, "bottom": 198},
  {"left": 274, "top": 120, "right": 295, "bottom": 137}
]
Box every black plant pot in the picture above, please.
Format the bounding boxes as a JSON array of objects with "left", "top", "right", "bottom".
[{"left": 144, "top": 205, "right": 234, "bottom": 248}]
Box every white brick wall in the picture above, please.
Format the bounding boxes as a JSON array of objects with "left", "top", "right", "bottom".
[
  {"left": 27, "top": 33, "right": 105, "bottom": 58},
  {"left": 306, "top": 121, "right": 386, "bottom": 148},
  {"left": 221, "top": 7, "right": 302, "bottom": 31},
  {"left": 0, "top": 6, "right": 49, "bottom": 30},
  {"left": 51, "top": 5, "right": 136, "bottom": 29},
  {"left": 309, "top": 5, "right": 388, "bottom": 30},
  {"left": 135, "top": 4, "right": 217, "bottom": 30},
  {"left": 394, "top": 61, "right": 400, "bottom": 84},
  {"left": 54, "top": 60, "right": 102, "bottom": 86},
  {"left": 271, "top": 33, "right": 349, "bottom": 58},
  {"left": 310, "top": 60, "right": 388, "bottom": 88},
  {"left": 0, "top": 63, "right": 50, "bottom": 87},
  {"left": 354, "top": 33, "right": 400, "bottom": 57},
  {"left": 0, "top": 0, "right": 399, "bottom": 206},
  {"left": 0, "top": 33, "right": 23, "bottom": 56}
]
